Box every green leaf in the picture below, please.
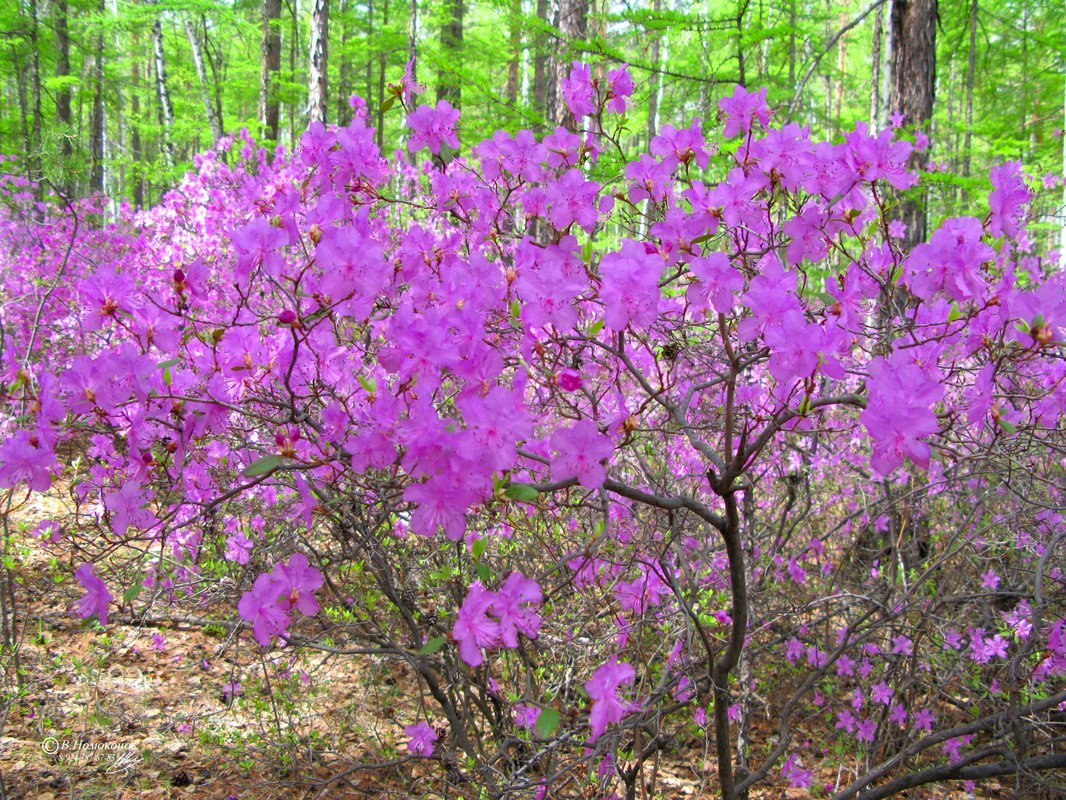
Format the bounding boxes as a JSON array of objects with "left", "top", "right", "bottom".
[
  {"left": 381, "top": 95, "right": 397, "bottom": 113},
  {"left": 157, "top": 358, "right": 181, "bottom": 369},
  {"left": 472, "top": 538, "right": 488, "bottom": 560},
  {"left": 475, "top": 562, "right": 492, "bottom": 584},
  {"left": 505, "top": 483, "right": 540, "bottom": 503},
  {"left": 947, "top": 302, "right": 961, "bottom": 322},
  {"left": 122, "top": 582, "right": 143, "bottom": 604},
  {"left": 586, "top": 319, "right": 605, "bottom": 338},
  {"left": 243, "top": 454, "right": 282, "bottom": 477},
  {"left": 418, "top": 636, "right": 447, "bottom": 655},
  {"left": 358, "top": 375, "right": 377, "bottom": 393},
  {"left": 535, "top": 707, "right": 560, "bottom": 738}
]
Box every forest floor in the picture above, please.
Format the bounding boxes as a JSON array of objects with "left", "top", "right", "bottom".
[{"left": 0, "top": 494, "right": 994, "bottom": 800}]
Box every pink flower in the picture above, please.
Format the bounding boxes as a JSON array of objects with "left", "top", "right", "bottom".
[
  {"left": 557, "top": 368, "right": 583, "bottom": 392},
  {"left": 718, "top": 85, "right": 771, "bottom": 138},
  {"left": 238, "top": 572, "right": 291, "bottom": 646},
  {"left": 74, "top": 563, "right": 113, "bottom": 625},
  {"left": 225, "top": 533, "right": 253, "bottom": 565},
  {"left": 981, "top": 568, "right": 1000, "bottom": 591},
  {"left": 604, "top": 65, "right": 634, "bottom": 114},
  {"left": 585, "top": 657, "right": 636, "bottom": 740},
  {"left": 404, "top": 721, "right": 438, "bottom": 756},
  {"left": 406, "top": 101, "right": 461, "bottom": 155},
  {"left": 549, "top": 420, "right": 614, "bottom": 489},
  {"left": 561, "top": 62, "right": 595, "bottom": 118},
  {"left": 871, "top": 681, "right": 893, "bottom": 706},
  {"left": 237, "top": 553, "right": 323, "bottom": 647},
  {"left": 452, "top": 582, "right": 500, "bottom": 666},
  {"left": 0, "top": 431, "right": 54, "bottom": 492},
  {"left": 514, "top": 704, "right": 541, "bottom": 731},
  {"left": 493, "top": 572, "right": 543, "bottom": 647},
  {"left": 272, "top": 552, "right": 324, "bottom": 616}
]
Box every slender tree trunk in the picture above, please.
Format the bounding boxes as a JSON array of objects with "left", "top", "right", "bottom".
[
  {"left": 735, "top": 0, "right": 747, "bottom": 86},
  {"left": 834, "top": 10, "right": 848, "bottom": 129},
  {"left": 365, "top": 0, "right": 374, "bottom": 122},
  {"left": 506, "top": 0, "right": 521, "bottom": 106},
  {"left": 788, "top": 0, "right": 796, "bottom": 87},
  {"left": 437, "top": 0, "right": 464, "bottom": 106},
  {"left": 308, "top": 0, "right": 330, "bottom": 124},
  {"left": 290, "top": 0, "right": 299, "bottom": 145},
  {"left": 261, "top": 0, "right": 282, "bottom": 141},
  {"left": 107, "top": 0, "right": 125, "bottom": 200},
  {"left": 889, "top": 0, "right": 937, "bottom": 250},
  {"left": 870, "top": 3, "right": 883, "bottom": 131},
  {"left": 376, "top": 0, "right": 389, "bottom": 147},
  {"left": 646, "top": 0, "right": 662, "bottom": 146},
  {"left": 201, "top": 15, "right": 225, "bottom": 136},
  {"left": 336, "top": 0, "right": 351, "bottom": 123},
  {"left": 13, "top": 50, "right": 30, "bottom": 166},
  {"left": 152, "top": 16, "right": 175, "bottom": 167},
  {"left": 131, "top": 52, "right": 144, "bottom": 208},
  {"left": 27, "top": 0, "right": 42, "bottom": 187},
  {"left": 552, "top": 0, "right": 590, "bottom": 126},
  {"left": 185, "top": 17, "right": 223, "bottom": 145},
  {"left": 90, "top": 3, "right": 107, "bottom": 193},
  {"left": 55, "top": 0, "right": 72, "bottom": 169},
  {"left": 532, "top": 0, "right": 550, "bottom": 126}
]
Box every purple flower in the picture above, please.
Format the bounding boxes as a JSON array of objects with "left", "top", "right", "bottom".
[
  {"left": 585, "top": 657, "right": 636, "bottom": 740},
  {"left": 404, "top": 721, "right": 438, "bottom": 756},
  {"left": 406, "top": 101, "right": 460, "bottom": 155},
  {"left": 452, "top": 582, "right": 500, "bottom": 666},
  {"left": 718, "top": 85, "right": 771, "bottom": 138},
  {"left": 561, "top": 62, "right": 596, "bottom": 118},
  {"left": 493, "top": 572, "right": 543, "bottom": 647},
  {"left": 238, "top": 572, "right": 291, "bottom": 646},
  {"left": 514, "top": 704, "right": 541, "bottom": 731},
  {"left": 272, "top": 552, "right": 324, "bottom": 616},
  {"left": 871, "top": 681, "right": 893, "bottom": 706},
  {"left": 550, "top": 420, "right": 614, "bottom": 490},
  {"left": 74, "top": 563, "right": 113, "bottom": 625},
  {"left": 0, "top": 430, "right": 54, "bottom": 492}
]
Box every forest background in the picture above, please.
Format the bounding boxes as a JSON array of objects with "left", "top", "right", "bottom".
[{"left": 1, "top": 0, "right": 1063, "bottom": 219}]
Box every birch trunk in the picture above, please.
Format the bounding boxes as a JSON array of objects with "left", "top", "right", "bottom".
[
  {"left": 153, "top": 16, "right": 175, "bottom": 167},
  {"left": 308, "top": 0, "right": 330, "bottom": 124},
  {"left": 185, "top": 16, "right": 223, "bottom": 144}
]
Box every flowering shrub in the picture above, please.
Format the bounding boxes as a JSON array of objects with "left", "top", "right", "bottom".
[{"left": 1, "top": 71, "right": 1064, "bottom": 799}]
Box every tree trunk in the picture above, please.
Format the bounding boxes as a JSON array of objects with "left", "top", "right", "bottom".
[
  {"left": 506, "top": 0, "right": 521, "bottom": 106},
  {"left": 889, "top": 0, "right": 937, "bottom": 250},
  {"left": 735, "top": 0, "right": 747, "bottom": 87},
  {"left": 201, "top": 14, "right": 226, "bottom": 140},
  {"left": 962, "top": 0, "right": 976, "bottom": 177},
  {"left": 55, "top": 0, "right": 72, "bottom": 168},
  {"left": 532, "top": 0, "right": 550, "bottom": 127},
  {"left": 308, "top": 0, "right": 330, "bottom": 124},
  {"left": 28, "top": 0, "right": 42, "bottom": 186},
  {"left": 185, "top": 17, "right": 223, "bottom": 145},
  {"left": 365, "top": 0, "right": 374, "bottom": 122},
  {"left": 90, "top": 3, "right": 107, "bottom": 193},
  {"left": 131, "top": 52, "right": 143, "bottom": 208},
  {"left": 552, "top": 0, "right": 590, "bottom": 126},
  {"left": 336, "top": 0, "right": 351, "bottom": 124},
  {"left": 260, "top": 0, "right": 282, "bottom": 141},
  {"left": 646, "top": 0, "right": 662, "bottom": 146},
  {"left": 376, "top": 0, "right": 389, "bottom": 147},
  {"left": 152, "top": 16, "right": 174, "bottom": 167},
  {"left": 437, "top": 0, "right": 464, "bottom": 106},
  {"left": 870, "top": 3, "right": 883, "bottom": 131}
]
